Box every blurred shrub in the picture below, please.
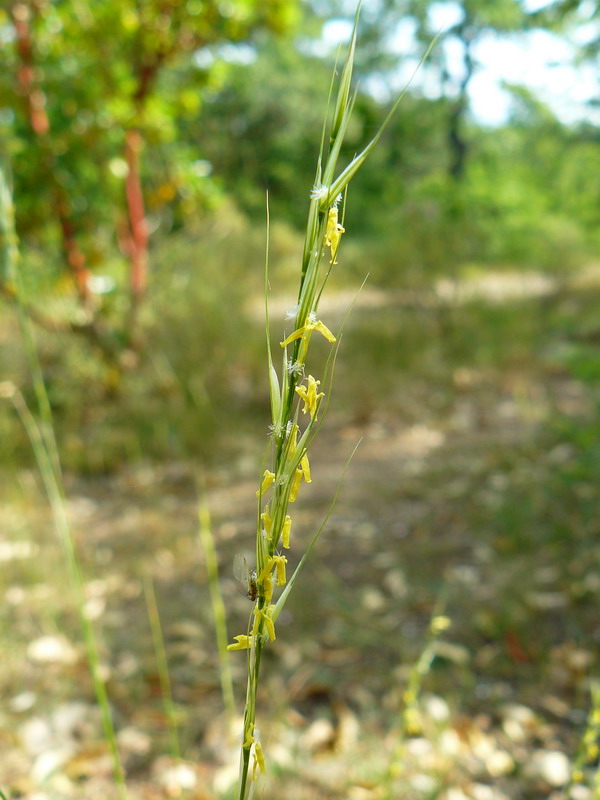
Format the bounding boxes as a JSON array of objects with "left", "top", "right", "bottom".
[{"left": 0, "top": 203, "right": 299, "bottom": 473}]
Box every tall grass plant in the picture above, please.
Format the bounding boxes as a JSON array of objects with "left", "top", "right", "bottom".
[{"left": 224, "top": 9, "right": 436, "bottom": 796}]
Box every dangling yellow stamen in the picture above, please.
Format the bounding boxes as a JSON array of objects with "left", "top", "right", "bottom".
[
  {"left": 256, "top": 470, "right": 276, "bottom": 497},
  {"left": 227, "top": 634, "right": 254, "bottom": 651},
  {"left": 261, "top": 505, "right": 272, "bottom": 536},
  {"left": 289, "top": 452, "right": 311, "bottom": 502},
  {"left": 257, "top": 558, "right": 274, "bottom": 602},
  {"left": 273, "top": 555, "right": 287, "bottom": 585},
  {"left": 313, "top": 320, "right": 337, "bottom": 342},
  {"left": 282, "top": 515, "right": 292, "bottom": 548},
  {"left": 289, "top": 467, "right": 302, "bottom": 502},
  {"left": 325, "top": 206, "right": 345, "bottom": 264},
  {"left": 300, "top": 453, "right": 311, "bottom": 483},
  {"left": 251, "top": 605, "right": 276, "bottom": 641},
  {"left": 280, "top": 316, "right": 336, "bottom": 349},
  {"left": 253, "top": 741, "right": 266, "bottom": 777},
  {"left": 263, "top": 606, "right": 276, "bottom": 641},
  {"left": 258, "top": 556, "right": 275, "bottom": 585},
  {"left": 295, "top": 374, "right": 324, "bottom": 419},
  {"left": 262, "top": 571, "right": 274, "bottom": 603},
  {"left": 250, "top": 607, "right": 260, "bottom": 636}
]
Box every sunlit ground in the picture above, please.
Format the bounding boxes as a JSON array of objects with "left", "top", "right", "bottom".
[{"left": 1, "top": 264, "right": 599, "bottom": 798}]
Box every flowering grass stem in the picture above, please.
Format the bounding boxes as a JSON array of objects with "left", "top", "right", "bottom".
[{"left": 227, "top": 7, "right": 435, "bottom": 796}]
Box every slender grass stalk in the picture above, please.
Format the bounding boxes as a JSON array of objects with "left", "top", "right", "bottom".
[
  {"left": 0, "top": 161, "right": 127, "bottom": 797},
  {"left": 226, "top": 9, "right": 436, "bottom": 797},
  {"left": 6, "top": 386, "right": 127, "bottom": 795},
  {"left": 197, "top": 499, "right": 236, "bottom": 724},
  {"left": 401, "top": 605, "right": 451, "bottom": 737},
  {"left": 381, "top": 599, "right": 451, "bottom": 799},
  {"left": 143, "top": 576, "right": 182, "bottom": 762}
]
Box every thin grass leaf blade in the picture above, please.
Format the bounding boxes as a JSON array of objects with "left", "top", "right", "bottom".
[
  {"left": 330, "top": 1, "right": 362, "bottom": 145},
  {"left": 272, "top": 439, "right": 361, "bottom": 623},
  {"left": 328, "top": 34, "right": 440, "bottom": 204}
]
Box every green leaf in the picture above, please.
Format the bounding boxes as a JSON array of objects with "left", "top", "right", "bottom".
[{"left": 329, "top": 0, "right": 362, "bottom": 146}]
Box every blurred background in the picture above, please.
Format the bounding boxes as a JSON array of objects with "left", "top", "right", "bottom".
[{"left": 0, "top": 0, "right": 599, "bottom": 797}]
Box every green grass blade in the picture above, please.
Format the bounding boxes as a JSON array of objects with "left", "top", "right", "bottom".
[
  {"left": 8, "top": 389, "right": 128, "bottom": 796},
  {"left": 264, "top": 193, "right": 282, "bottom": 430},
  {"left": 0, "top": 159, "right": 127, "bottom": 796},
  {"left": 143, "top": 576, "right": 182, "bottom": 761},
  {"left": 272, "top": 439, "right": 361, "bottom": 623},
  {"left": 327, "top": 34, "right": 440, "bottom": 206},
  {"left": 330, "top": 0, "right": 362, "bottom": 146},
  {"left": 323, "top": 89, "right": 358, "bottom": 189},
  {"left": 198, "top": 499, "right": 236, "bottom": 723}
]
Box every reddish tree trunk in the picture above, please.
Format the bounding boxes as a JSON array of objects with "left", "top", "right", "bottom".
[
  {"left": 124, "top": 129, "right": 149, "bottom": 301},
  {"left": 10, "top": 0, "right": 91, "bottom": 304}
]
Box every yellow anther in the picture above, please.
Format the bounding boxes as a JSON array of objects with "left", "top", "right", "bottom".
[
  {"left": 262, "top": 572, "right": 274, "bottom": 603},
  {"left": 258, "top": 556, "right": 275, "bottom": 584},
  {"left": 261, "top": 505, "right": 272, "bottom": 536},
  {"left": 253, "top": 741, "right": 266, "bottom": 777},
  {"left": 251, "top": 605, "right": 276, "bottom": 641},
  {"left": 282, "top": 515, "right": 292, "bottom": 548},
  {"left": 289, "top": 452, "right": 311, "bottom": 502},
  {"left": 289, "top": 468, "right": 302, "bottom": 502},
  {"left": 280, "top": 316, "right": 336, "bottom": 349},
  {"left": 273, "top": 555, "right": 287, "bottom": 585},
  {"left": 313, "top": 319, "right": 336, "bottom": 342},
  {"left": 227, "top": 634, "right": 254, "bottom": 651},
  {"left": 256, "top": 470, "right": 275, "bottom": 497},
  {"left": 263, "top": 607, "right": 276, "bottom": 641},
  {"left": 325, "top": 206, "right": 345, "bottom": 264},
  {"left": 295, "top": 375, "right": 324, "bottom": 419},
  {"left": 257, "top": 558, "right": 275, "bottom": 601},
  {"left": 300, "top": 453, "right": 311, "bottom": 483}
]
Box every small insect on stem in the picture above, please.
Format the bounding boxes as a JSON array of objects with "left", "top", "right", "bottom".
[{"left": 233, "top": 553, "right": 258, "bottom": 602}]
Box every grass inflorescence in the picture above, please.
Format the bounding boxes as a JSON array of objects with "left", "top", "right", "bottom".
[{"left": 226, "top": 7, "right": 436, "bottom": 797}]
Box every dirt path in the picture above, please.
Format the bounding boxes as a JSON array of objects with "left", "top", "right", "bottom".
[{"left": 0, "top": 274, "right": 598, "bottom": 798}]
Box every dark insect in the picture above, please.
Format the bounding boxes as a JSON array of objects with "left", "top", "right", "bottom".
[{"left": 233, "top": 553, "right": 258, "bottom": 602}]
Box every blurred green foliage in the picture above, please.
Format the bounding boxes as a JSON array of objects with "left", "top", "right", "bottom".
[
  {"left": 0, "top": 0, "right": 599, "bottom": 474},
  {"left": 0, "top": 0, "right": 300, "bottom": 269},
  {"left": 196, "top": 47, "right": 600, "bottom": 280}
]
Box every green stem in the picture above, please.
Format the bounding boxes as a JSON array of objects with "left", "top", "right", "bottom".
[
  {"left": 143, "top": 576, "right": 182, "bottom": 762},
  {"left": 198, "top": 501, "right": 235, "bottom": 723},
  {"left": 0, "top": 161, "right": 127, "bottom": 796},
  {"left": 11, "top": 392, "right": 127, "bottom": 796},
  {"left": 237, "top": 633, "right": 265, "bottom": 800}
]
